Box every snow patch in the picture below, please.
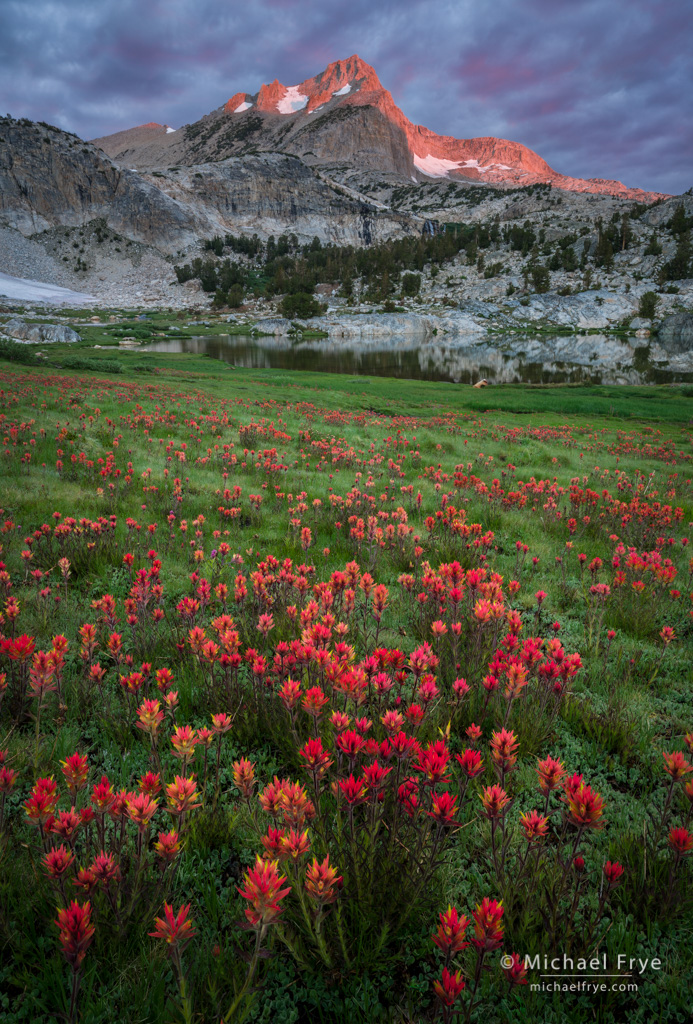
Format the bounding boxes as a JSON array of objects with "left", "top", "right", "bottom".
[
  {"left": 333, "top": 84, "right": 351, "bottom": 96},
  {"left": 165, "top": 126, "right": 176, "bottom": 134},
  {"left": 413, "top": 153, "right": 464, "bottom": 178},
  {"left": 234, "top": 101, "right": 252, "bottom": 112},
  {"left": 309, "top": 106, "right": 325, "bottom": 113},
  {"left": 276, "top": 86, "right": 308, "bottom": 114},
  {"left": 0, "top": 271, "right": 96, "bottom": 306}
]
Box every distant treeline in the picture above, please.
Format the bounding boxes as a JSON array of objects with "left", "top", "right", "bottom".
[{"left": 174, "top": 201, "right": 692, "bottom": 309}]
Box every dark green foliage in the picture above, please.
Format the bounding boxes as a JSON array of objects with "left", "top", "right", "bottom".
[
  {"left": 668, "top": 202, "right": 693, "bottom": 234},
  {"left": 400, "top": 272, "right": 421, "bottom": 296},
  {"left": 531, "top": 265, "right": 550, "bottom": 293},
  {"left": 638, "top": 291, "right": 659, "bottom": 319},
  {"left": 204, "top": 235, "right": 225, "bottom": 257},
  {"left": 503, "top": 221, "right": 537, "bottom": 255},
  {"left": 0, "top": 337, "right": 40, "bottom": 364},
  {"left": 58, "top": 355, "right": 124, "bottom": 373},
  {"left": 279, "top": 292, "right": 325, "bottom": 318},
  {"left": 644, "top": 232, "right": 662, "bottom": 256},
  {"left": 659, "top": 231, "right": 691, "bottom": 282}
]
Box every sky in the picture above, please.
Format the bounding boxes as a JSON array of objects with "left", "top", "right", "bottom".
[{"left": 1, "top": 0, "right": 691, "bottom": 195}]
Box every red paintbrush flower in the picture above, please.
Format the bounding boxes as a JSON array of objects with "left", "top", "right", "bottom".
[
  {"left": 43, "top": 844, "right": 75, "bottom": 878},
  {"left": 433, "top": 967, "right": 465, "bottom": 1007},
  {"left": 232, "top": 758, "right": 256, "bottom": 799},
  {"left": 520, "top": 810, "right": 549, "bottom": 843},
  {"left": 432, "top": 905, "right": 470, "bottom": 955},
  {"left": 603, "top": 861, "right": 624, "bottom": 887},
  {"left": 502, "top": 952, "right": 528, "bottom": 986},
  {"left": 238, "top": 857, "right": 291, "bottom": 928},
  {"left": 537, "top": 755, "right": 566, "bottom": 794},
  {"left": 150, "top": 903, "right": 196, "bottom": 951},
  {"left": 55, "top": 900, "right": 95, "bottom": 966},
  {"left": 299, "top": 737, "right": 333, "bottom": 778},
  {"left": 663, "top": 751, "right": 693, "bottom": 781},
  {"left": 154, "top": 830, "right": 182, "bottom": 864},
  {"left": 455, "top": 749, "right": 484, "bottom": 778},
  {"left": 471, "top": 897, "right": 504, "bottom": 951},
  {"left": 565, "top": 782, "right": 605, "bottom": 829},
  {"left": 428, "top": 790, "right": 459, "bottom": 826},
  {"left": 61, "top": 753, "right": 89, "bottom": 794},
  {"left": 480, "top": 784, "right": 510, "bottom": 819},
  {"left": 305, "top": 854, "right": 342, "bottom": 906},
  {"left": 668, "top": 827, "right": 693, "bottom": 856}
]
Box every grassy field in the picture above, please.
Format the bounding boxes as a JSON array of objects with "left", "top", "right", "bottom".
[{"left": 0, "top": 354, "right": 691, "bottom": 1023}]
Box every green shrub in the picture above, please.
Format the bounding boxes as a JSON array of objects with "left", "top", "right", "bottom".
[
  {"left": 59, "top": 355, "right": 124, "bottom": 373},
  {"left": 0, "top": 336, "right": 40, "bottom": 365},
  {"left": 638, "top": 291, "right": 659, "bottom": 319},
  {"left": 279, "top": 293, "right": 325, "bottom": 319}
]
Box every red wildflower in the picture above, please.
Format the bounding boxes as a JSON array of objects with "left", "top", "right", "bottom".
[
  {"left": 55, "top": 900, "right": 95, "bottom": 966},
  {"left": 520, "top": 810, "right": 549, "bottom": 842},
  {"left": 431, "top": 905, "right": 470, "bottom": 955},
  {"left": 305, "top": 855, "right": 343, "bottom": 906},
  {"left": 150, "top": 903, "right": 196, "bottom": 950},
  {"left": 43, "top": 844, "right": 75, "bottom": 878},
  {"left": 480, "top": 784, "right": 510, "bottom": 819},
  {"left": 237, "top": 857, "right": 291, "bottom": 928},
  {"left": 299, "top": 737, "right": 333, "bottom": 778},
  {"left": 502, "top": 952, "right": 528, "bottom": 986},
  {"left": 471, "top": 897, "right": 504, "bottom": 951},
  {"left": 537, "top": 755, "right": 566, "bottom": 794},
  {"left": 154, "top": 830, "right": 182, "bottom": 864},
  {"left": 565, "top": 782, "right": 605, "bottom": 829},
  {"left": 428, "top": 790, "right": 459, "bottom": 826},
  {"left": 433, "top": 967, "right": 465, "bottom": 1007},
  {"left": 668, "top": 827, "right": 693, "bottom": 856},
  {"left": 663, "top": 751, "right": 693, "bottom": 781},
  {"left": 60, "top": 753, "right": 89, "bottom": 794},
  {"left": 455, "top": 749, "right": 484, "bottom": 778},
  {"left": 603, "top": 861, "right": 624, "bottom": 887}
]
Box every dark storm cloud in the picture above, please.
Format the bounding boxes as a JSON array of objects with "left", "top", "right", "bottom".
[{"left": 0, "top": 0, "right": 690, "bottom": 194}]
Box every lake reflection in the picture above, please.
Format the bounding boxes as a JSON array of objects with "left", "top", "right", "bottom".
[{"left": 143, "top": 333, "right": 687, "bottom": 385}]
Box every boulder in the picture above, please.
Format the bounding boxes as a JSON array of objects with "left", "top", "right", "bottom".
[
  {"left": 251, "top": 318, "right": 294, "bottom": 336},
  {"left": 3, "top": 318, "right": 80, "bottom": 344},
  {"left": 656, "top": 313, "right": 693, "bottom": 354}
]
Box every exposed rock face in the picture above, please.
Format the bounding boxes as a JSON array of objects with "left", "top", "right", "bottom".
[
  {"left": 642, "top": 195, "right": 693, "bottom": 228},
  {"left": 0, "top": 118, "right": 418, "bottom": 252},
  {"left": 92, "top": 55, "right": 668, "bottom": 203},
  {"left": 3, "top": 318, "right": 80, "bottom": 343},
  {"left": 0, "top": 118, "right": 202, "bottom": 250},
  {"left": 138, "top": 156, "right": 417, "bottom": 245},
  {"left": 251, "top": 318, "right": 294, "bottom": 336},
  {"left": 657, "top": 313, "right": 693, "bottom": 353}
]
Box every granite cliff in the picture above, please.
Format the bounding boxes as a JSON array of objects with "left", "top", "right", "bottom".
[{"left": 0, "top": 116, "right": 418, "bottom": 253}]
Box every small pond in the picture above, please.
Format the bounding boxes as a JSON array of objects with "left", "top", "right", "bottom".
[{"left": 143, "top": 333, "right": 692, "bottom": 385}]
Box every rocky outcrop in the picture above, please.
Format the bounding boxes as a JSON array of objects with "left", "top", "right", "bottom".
[
  {"left": 3, "top": 317, "right": 80, "bottom": 343},
  {"left": 507, "top": 291, "right": 637, "bottom": 329},
  {"left": 0, "top": 118, "right": 419, "bottom": 253},
  {"left": 0, "top": 118, "right": 203, "bottom": 251},
  {"left": 657, "top": 313, "right": 693, "bottom": 353},
  {"left": 92, "top": 55, "right": 668, "bottom": 203},
  {"left": 139, "top": 156, "right": 418, "bottom": 246},
  {"left": 251, "top": 318, "right": 294, "bottom": 336}
]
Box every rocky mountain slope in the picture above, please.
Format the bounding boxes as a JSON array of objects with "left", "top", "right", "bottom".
[
  {"left": 93, "top": 55, "right": 667, "bottom": 203},
  {"left": 0, "top": 115, "right": 417, "bottom": 254}
]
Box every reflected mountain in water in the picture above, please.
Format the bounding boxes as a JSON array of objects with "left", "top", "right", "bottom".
[{"left": 143, "top": 332, "right": 692, "bottom": 385}]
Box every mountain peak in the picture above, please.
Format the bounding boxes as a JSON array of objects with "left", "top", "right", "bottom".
[
  {"left": 224, "top": 53, "right": 383, "bottom": 117},
  {"left": 97, "top": 56, "right": 668, "bottom": 203}
]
